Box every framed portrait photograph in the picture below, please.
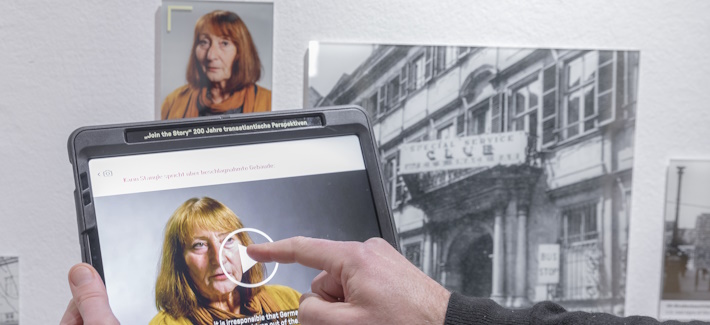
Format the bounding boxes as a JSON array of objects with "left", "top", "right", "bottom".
[
  {"left": 308, "top": 42, "right": 640, "bottom": 315},
  {"left": 659, "top": 159, "right": 710, "bottom": 321},
  {"left": 158, "top": 1, "right": 273, "bottom": 120}
]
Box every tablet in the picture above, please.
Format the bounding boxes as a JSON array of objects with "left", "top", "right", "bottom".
[{"left": 67, "top": 106, "right": 396, "bottom": 324}]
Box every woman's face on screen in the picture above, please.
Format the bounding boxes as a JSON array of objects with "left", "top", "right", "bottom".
[
  {"left": 195, "top": 31, "right": 237, "bottom": 86},
  {"left": 184, "top": 228, "right": 243, "bottom": 300}
]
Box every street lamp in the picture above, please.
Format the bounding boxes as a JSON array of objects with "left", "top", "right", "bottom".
[{"left": 671, "top": 166, "right": 685, "bottom": 247}]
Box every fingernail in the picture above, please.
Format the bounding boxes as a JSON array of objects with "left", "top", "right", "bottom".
[{"left": 70, "top": 265, "right": 94, "bottom": 287}]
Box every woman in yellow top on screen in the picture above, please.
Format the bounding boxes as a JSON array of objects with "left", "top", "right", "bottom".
[
  {"left": 150, "top": 197, "right": 299, "bottom": 325},
  {"left": 161, "top": 10, "right": 271, "bottom": 119}
]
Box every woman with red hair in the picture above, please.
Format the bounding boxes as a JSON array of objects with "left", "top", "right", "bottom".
[{"left": 161, "top": 11, "right": 271, "bottom": 119}]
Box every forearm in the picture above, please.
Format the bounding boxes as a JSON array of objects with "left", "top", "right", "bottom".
[
  {"left": 444, "top": 292, "right": 707, "bottom": 325},
  {"left": 444, "top": 293, "right": 530, "bottom": 325}
]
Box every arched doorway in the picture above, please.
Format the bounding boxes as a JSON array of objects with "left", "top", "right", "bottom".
[
  {"left": 461, "top": 234, "right": 493, "bottom": 297},
  {"left": 445, "top": 230, "right": 494, "bottom": 297}
]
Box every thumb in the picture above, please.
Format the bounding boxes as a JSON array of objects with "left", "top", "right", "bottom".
[{"left": 67, "top": 263, "right": 119, "bottom": 324}]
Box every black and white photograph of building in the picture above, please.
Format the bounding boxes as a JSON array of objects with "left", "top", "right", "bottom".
[
  {"left": 308, "top": 43, "right": 640, "bottom": 314},
  {"left": 0, "top": 257, "right": 18, "bottom": 325},
  {"left": 659, "top": 160, "right": 710, "bottom": 321}
]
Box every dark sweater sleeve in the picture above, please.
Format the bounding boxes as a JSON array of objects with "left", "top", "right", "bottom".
[{"left": 444, "top": 292, "right": 709, "bottom": 324}]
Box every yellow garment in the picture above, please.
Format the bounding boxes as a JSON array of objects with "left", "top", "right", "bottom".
[
  {"left": 149, "top": 285, "right": 300, "bottom": 325},
  {"left": 161, "top": 84, "right": 272, "bottom": 120}
]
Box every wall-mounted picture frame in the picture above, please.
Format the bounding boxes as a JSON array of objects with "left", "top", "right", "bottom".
[
  {"left": 158, "top": 1, "right": 273, "bottom": 120},
  {"left": 0, "top": 256, "right": 18, "bottom": 325},
  {"left": 659, "top": 159, "right": 710, "bottom": 321},
  {"left": 308, "top": 42, "right": 640, "bottom": 315}
]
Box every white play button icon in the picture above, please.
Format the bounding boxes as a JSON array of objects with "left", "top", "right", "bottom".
[
  {"left": 218, "top": 227, "right": 279, "bottom": 288},
  {"left": 238, "top": 243, "right": 258, "bottom": 273}
]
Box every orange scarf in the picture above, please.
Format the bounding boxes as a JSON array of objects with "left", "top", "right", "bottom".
[
  {"left": 161, "top": 84, "right": 272, "bottom": 120},
  {"left": 191, "top": 288, "right": 283, "bottom": 325}
]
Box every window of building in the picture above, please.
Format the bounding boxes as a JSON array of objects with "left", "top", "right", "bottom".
[
  {"left": 562, "top": 202, "right": 599, "bottom": 244},
  {"left": 399, "top": 64, "right": 409, "bottom": 100},
  {"left": 540, "top": 51, "right": 620, "bottom": 147},
  {"left": 456, "top": 112, "right": 466, "bottom": 137},
  {"left": 468, "top": 102, "right": 489, "bottom": 135},
  {"left": 405, "top": 128, "right": 429, "bottom": 143},
  {"left": 490, "top": 94, "right": 504, "bottom": 133},
  {"left": 384, "top": 155, "right": 408, "bottom": 208},
  {"left": 362, "top": 92, "right": 378, "bottom": 118},
  {"left": 434, "top": 46, "right": 459, "bottom": 75},
  {"left": 541, "top": 64, "right": 558, "bottom": 147},
  {"left": 445, "top": 46, "right": 457, "bottom": 69},
  {"left": 510, "top": 77, "right": 541, "bottom": 141},
  {"left": 597, "top": 51, "right": 615, "bottom": 125},
  {"left": 563, "top": 52, "right": 596, "bottom": 139},
  {"left": 386, "top": 77, "right": 401, "bottom": 110},
  {"left": 377, "top": 84, "right": 387, "bottom": 116},
  {"left": 437, "top": 122, "right": 455, "bottom": 140},
  {"left": 404, "top": 242, "right": 422, "bottom": 268},
  {"left": 409, "top": 47, "right": 434, "bottom": 91},
  {"left": 560, "top": 201, "right": 601, "bottom": 300},
  {"left": 384, "top": 156, "right": 397, "bottom": 206},
  {"left": 560, "top": 51, "right": 617, "bottom": 141},
  {"left": 621, "top": 51, "right": 639, "bottom": 119},
  {"left": 413, "top": 54, "right": 426, "bottom": 89},
  {"left": 366, "top": 65, "right": 412, "bottom": 119}
]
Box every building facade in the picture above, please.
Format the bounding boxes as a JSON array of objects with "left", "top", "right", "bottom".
[{"left": 313, "top": 45, "right": 639, "bottom": 313}]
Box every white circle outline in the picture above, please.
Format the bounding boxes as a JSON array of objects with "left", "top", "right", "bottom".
[{"left": 218, "top": 227, "right": 278, "bottom": 288}]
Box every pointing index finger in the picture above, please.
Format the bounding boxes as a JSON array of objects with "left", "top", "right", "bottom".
[{"left": 247, "top": 237, "right": 353, "bottom": 277}]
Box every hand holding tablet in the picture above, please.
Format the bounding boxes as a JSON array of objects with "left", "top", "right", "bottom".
[
  {"left": 61, "top": 237, "right": 451, "bottom": 325},
  {"left": 67, "top": 107, "right": 397, "bottom": 324},
  {"left": 60, "top": 264, "right": 119, "bottom": 325}
]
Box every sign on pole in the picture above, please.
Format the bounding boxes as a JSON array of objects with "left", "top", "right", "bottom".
[{"left": 538, "top": 244, "right": 560, "bottom": 284}]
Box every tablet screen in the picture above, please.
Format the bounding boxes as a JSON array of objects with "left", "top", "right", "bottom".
[{"left": 87, "top": 135, "right": 381, "bottom": 324}]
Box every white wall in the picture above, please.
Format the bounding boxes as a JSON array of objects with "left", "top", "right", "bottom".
[{"left": 0, "top": 0, "right": 708, "bottom": 322}]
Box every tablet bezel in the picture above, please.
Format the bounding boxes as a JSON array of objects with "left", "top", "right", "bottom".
[{"left": 67, "top": 106, "right": 397, "bottom": 280}]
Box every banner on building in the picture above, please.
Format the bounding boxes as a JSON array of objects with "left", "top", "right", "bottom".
[{"left": 398, "top": 131, "right": 527, "bottom": 174}]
